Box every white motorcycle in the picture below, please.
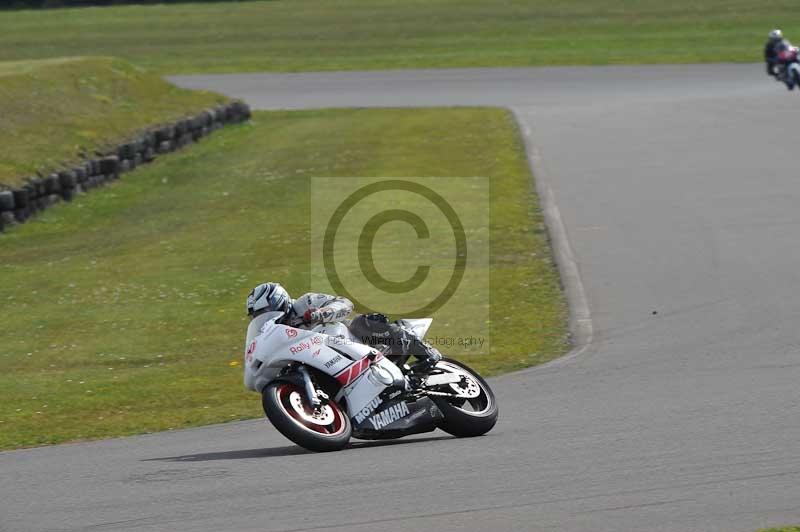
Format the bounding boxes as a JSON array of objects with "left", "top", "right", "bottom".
[{"left": 244, "top": 311, "right": 498, "bottom": 452}]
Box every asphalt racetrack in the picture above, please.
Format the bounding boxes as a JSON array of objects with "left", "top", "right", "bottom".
[{"left": 4, "top": 64, "right": 800, "bottom": 532}]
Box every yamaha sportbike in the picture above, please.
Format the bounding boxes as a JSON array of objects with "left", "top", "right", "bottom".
[
  {"left": 777, "top": 46, "right": 800, "bottom": 90},
  {"left": 244, "top": 311, "right": 498, "bottom": 452}
]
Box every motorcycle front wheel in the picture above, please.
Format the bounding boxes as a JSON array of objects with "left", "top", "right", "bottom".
[
  {"left": 262, "top": 380, "right": 351, "bottom": 452},
  {"left": 430, "top": 358, "right": 498, "bottom": 438}
]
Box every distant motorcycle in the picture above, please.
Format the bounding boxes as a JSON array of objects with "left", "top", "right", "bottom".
[
  {"left": 243, "top": 312, "right": 498, "bottom": 452},
  {"left": 777, "top": 46, "right": 800, "bottom": 90}
]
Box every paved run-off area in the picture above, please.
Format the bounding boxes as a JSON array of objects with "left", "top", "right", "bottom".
[{"left": 3, "top": 64, "right": 800, "bottom": 532}]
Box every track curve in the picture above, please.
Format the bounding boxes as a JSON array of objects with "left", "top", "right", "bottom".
[{"left": 4, "top": 64, "right": 800, "bottom": 532}]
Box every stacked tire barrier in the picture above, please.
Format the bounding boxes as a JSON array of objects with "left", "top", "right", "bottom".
[{"left": 0, "top": 100, "right": 251, "bottom": 233}]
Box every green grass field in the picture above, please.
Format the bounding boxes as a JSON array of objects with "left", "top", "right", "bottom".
[
  {"left": 758, "top": 528, "right": 800, "bottom": 532},
  {"left": 0, "top": 107, "right": 568, "bottom": 449},
  {"left": 0, "top": 0, "right": 797, "bottom": 74},
  {"left": 0, "top": 57, "right": 225, "bottom": 188}
]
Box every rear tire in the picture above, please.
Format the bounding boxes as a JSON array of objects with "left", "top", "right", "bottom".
[
  {"left": 431, "top": 358, "right": 498, "bottom": 438},
  {"left": 262, "top": 380, "right": 351, "bottom": 452}
]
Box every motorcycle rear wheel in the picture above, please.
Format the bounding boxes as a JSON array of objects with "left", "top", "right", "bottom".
[
  {"left": 262, "top": 380, "right": 351, "bottom": 452},
  {"left": 431, "top": 358, "right": 498, "bottom": 438}
]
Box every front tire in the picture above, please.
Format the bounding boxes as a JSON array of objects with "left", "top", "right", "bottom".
[
  {"left": 430, "top": 358, "right": 498, "bottom": 438},
  {"left": 262, "top": 380, "right": 351, "bottom": 452}
]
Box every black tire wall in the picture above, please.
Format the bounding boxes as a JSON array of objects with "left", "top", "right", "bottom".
[{"left": 0, "top": 101, "right": 251, "bottom": 233}]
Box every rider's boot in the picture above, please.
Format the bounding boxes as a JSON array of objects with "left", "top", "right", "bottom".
[{"left": 406, "top": 335, "right": 442, "bottom": 371}]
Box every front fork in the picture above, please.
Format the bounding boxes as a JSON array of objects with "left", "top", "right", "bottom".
[{"left": 296, "top": 365, "right": 323, "bottom": 409}]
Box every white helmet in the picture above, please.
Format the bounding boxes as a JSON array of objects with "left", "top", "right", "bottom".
[
  {"left": 246, "top": 282, "right": 291, "bottom": 317},
  {"left": 770, "top": 29, "right": 783, "bottom": 40}
]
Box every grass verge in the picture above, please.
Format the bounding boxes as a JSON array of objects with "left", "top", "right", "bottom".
[
  {"left": 0, "top": 0, "right": 798, "bottom": 74},
  {"left": 758, "top": 528, "right": 800, "bottom": 532},
  {"left": 0, "top": 107, "right": 568, "bottom": 450},
  {"left": 0, "top": 56, "right": 225, "bottom": 188}
]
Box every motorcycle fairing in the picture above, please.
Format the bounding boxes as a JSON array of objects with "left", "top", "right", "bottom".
[
  {"left": 244, "top": 313, "right": 405, "bottom": 418},
  {"left": 245, "top": 315, "right": 372, "bottom": 393},
  {"left": 352, "top": 396, "right": 443, "bottom": 440},
  {"left": 334, "top": 355, "right": 405, "bottom": 418},
  {"left": 244, "top": 312, "right": 441, "bottom": 438}
]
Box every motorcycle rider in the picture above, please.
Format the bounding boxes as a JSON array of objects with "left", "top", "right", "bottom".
[
  {"left": 765, "top": 29, "right": 795, "bottom": 86},
  {"left": 245, "top": 282, "right": 442, "bottom": 368}
]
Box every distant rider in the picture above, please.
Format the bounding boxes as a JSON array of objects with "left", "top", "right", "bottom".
[
  {"left": 246, "top": 282, "right": 442, "bottom": 368},
  {"left": 765, "top": 29, "right": 796, "bottom": 88}
]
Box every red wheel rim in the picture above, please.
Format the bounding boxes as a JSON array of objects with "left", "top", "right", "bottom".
[{"left": 276, "top": 384, "right": 346, "bottom": 435}]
